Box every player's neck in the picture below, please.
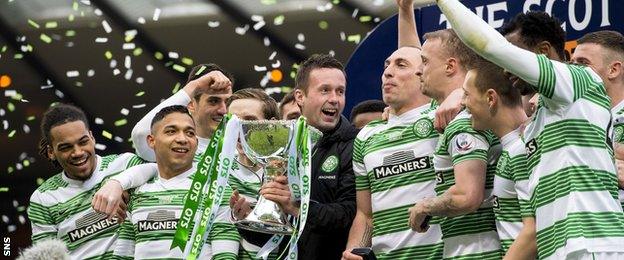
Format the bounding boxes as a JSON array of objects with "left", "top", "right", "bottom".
[
  {"left": 197, "top": 127, "right": 213, "bottom": 140},
  {"left": 437, "top": 76, "right": 465, "bottom": 104},
  {"left": 158, "top": 163, "right": 192, "bottom": 180},
  {"left": 392, "top": 95, "right": 430, "bottom": 116},
  {"left": 492, "top": 105, "right": 528, "bottom": 139},
  {"left": 607, "top": 81, "right": 624, "bottom": 109}
]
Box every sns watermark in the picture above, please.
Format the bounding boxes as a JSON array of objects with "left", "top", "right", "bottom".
[{"left": 3, "top": 237, "right": 10, "bottom": 257}]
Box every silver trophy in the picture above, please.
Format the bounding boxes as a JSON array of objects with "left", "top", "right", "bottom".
[{"left": 235, "top": 119, "right": 322, "bottom": 235}]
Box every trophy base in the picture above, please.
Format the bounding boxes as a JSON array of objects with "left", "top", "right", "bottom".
[{"left": 235, "top": 219, "right": 294, "bottom": 235}]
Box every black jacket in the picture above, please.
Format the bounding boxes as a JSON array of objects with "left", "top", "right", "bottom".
[{"left": 297, "top": 116, "right": 358, "bottom": 260}]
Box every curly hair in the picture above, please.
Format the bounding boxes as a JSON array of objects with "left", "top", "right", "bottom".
[
  {"left": 39, "top": 103, "right": 90, "bottom": 166},
  {"left": 500, "top": 11, "right": 566, "bottom": 60}
]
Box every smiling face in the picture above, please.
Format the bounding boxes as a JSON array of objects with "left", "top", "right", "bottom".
[
  {"left": 48, "top": 120, "right": 97, "bottom": 181},
  {"left": 188, "top": 92, "right": 231, "bottom": 138},
  {"left": 295, "top": 68, "right": 346, "bottom": 132},
  {"left": 148, "top": 112, "right": 198, "bottom": 174},
  {"left": 382, "top": 47, "right": 422, "bottom": 109},
  {"left": 571, "top": 43, "right": 610, "bottom": 81},
  {"left": 462, "top": 70, "right": 491, "bottom": 131}
]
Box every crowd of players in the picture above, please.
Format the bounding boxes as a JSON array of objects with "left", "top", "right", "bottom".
[{"left": 24, "top": 0, "right": 624, "bottom": 259}]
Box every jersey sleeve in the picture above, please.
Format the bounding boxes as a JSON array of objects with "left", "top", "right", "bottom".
[
  {"left": 111, "top": 163, "right": 158, "bottom": 190},
  {"left": 131, "top": 90, "right": 191, "bottom": 162},
  {"left": 28, "top": 192, "right": 58, "bottom": 243},
  {"left": 353, "top": 137, "right": 370, "bottom": 191},
  {"left": 448, "top": 132, "right": 490, "bottom": 165},
  {"left": 510, "top": 154, "right": 534, "bottom": 218}
]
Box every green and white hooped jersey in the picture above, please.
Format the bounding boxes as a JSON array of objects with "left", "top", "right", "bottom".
[
  {"left": 227, "top": 160, "right": 279, "bottom": 260},
  {"left": 433, "top": 110, "right": 502, "bottom": 259},
  {"left": 524, "top": 55, "right": 624, "bottom": 259},
  {"left": 492, "top": 128, "right": 531, "bottom": 253},
  {"left": 611, "top": 100, "right": 624, "bottom": 209},
  {"left": 28, "top": 153, "right": 145, "bottom": 260},
  {"left": 113, "top": 164, "right": 239, "bottom": 260},
  {"left": 353, "top": 103, "right": 443, "bottom": 259}
]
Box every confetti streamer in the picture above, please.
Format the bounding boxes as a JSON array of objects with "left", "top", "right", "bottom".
[
  {"left": 133, "top": 104, "right": 146, "bottom": 109},
  {"left": 172, "top": 64, "right": 185, "bottom": 73},
  {"left": 66, "top": 71, "right": 79, "bottom": 77},
  {"left": 254, "top": 65, "right": 267, "bottom": 72},
  {"left": 28, "top": 19, "right": 40, "bottom": 29},
  {"left": 102, "top": 20, "right": 112, "bottom": 33},
  {"left": 102, "top": 130, "right": 112, "bottom": 139},
  {"left": 114, "top": 119, "right": 127, "bottom": 126},
  {"left": 95, "top": 37, "right": 108, "bottom": 43},
  {"left": 153, "top": 8, "right": 161, "bottom": 21},
  {"left": 95, "top": 143, "right": 106, "bottom": 150},
  {"left": 122, "top": 43, "right": 135, "bottom": 50}
]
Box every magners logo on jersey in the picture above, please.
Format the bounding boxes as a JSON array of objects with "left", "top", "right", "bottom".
[
  {"left": 373, "top": 151, "right": 431, "bottom": 179},
  {"left": 137, "top": 210, "right": 178, "bottom": 232},
  {"left": 68, "top": 211, "right": 118, "bottom": 242}
]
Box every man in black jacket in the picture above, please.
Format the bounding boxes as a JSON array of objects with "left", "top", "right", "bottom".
[{"left": 261, "top": 54, "right": 358, "bottom": 259}]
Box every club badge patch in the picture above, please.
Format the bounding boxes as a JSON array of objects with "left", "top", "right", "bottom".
[
  {"left": 321, "top": 155, "right": 339, "bottom": 173},
  {"left": 614, "top": 125, "right": 623, "bottom": 142},
  {"left": 455, "top": 133, "right": 475, "bottom": 153},
  {"left": 413, "top": 118, "right": 433, "bottom": 138}
]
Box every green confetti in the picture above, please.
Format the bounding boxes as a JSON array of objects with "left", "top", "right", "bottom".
[
  {"left": 8, "top": 130, "right": 16, "bottom": 138},
  {"left": 17, "top": 206, "right": 26, "bottom": 212},
  {"left": 40, "top": 33, "right": 52, "bottom": 43},
  {"left": 23, "top": 160, "right": 30, "bottom": 167},
  {"left": 37, "top": 178, "right": 44, "bottom": 185},
  {"left": 114, "top": 119, "right": 127, "bottom": 126},
  {"left": 195, "top": 65, "right": 207, "bottom": 75},
  {"left": 182, "top": 57, "right": 193, "bottom": 66},
  {"left": 102, "top": 130, "right": 112, "bottom": 139},
  {"left": 7, "top": 102, "right": 15, "bottom": 112},
  {"left": 27, "top": 116, "right": 36, "bottom": 121},
  {"left": 68, "top": 14, "right": 75, "bottom": 22},
  {"left": 172, "top": 82, "right": 181, "bottom": 94},
  {"left": 9, "top": 93, "right": 23, "bottom": 101},
  {"left": 290, "top": 71, "right": 296, "bottom": 79},
  {"left": 28, "top": 19, "right": 40, "bottom": 29},
  {"left": 281, "top": 86, "right": 292, "bottom": 92},
  {"left": 24, "top": 44, "right": 33, "bottom": 52},
  {"left": 154, "top": 52, "right": 164, "bottom": 60},
  {"left": 172, "top": 64, "right": 186, "bottom": 73},
  {"left": 1, "top": 45, "right": 6, "bottom": 52},
  {"left": 347, "top": 34, "right": 361, "bottom": 44},
  {"left": 261, "top": 0, "right": 276, "bottom": 4},
  {"left": 333, "top": 0, "right": 340, "bottom": 4},
  {"left": 75, "top": 81, "right": 83, "bottom": 87},
  {"left": 0, "top": 187, "right": 8, "bottom": 192},
  {"left": 7, "top": 167, "right": 13, "bottom": 174},
  {"left": 125, "top": 34, "right": 135, "bottom": 42},
  {"left": 133, "top": 48, "right": 143, "bottom": 56},
  {"left": 274, "top": 15, "right": 285, "bottom": 25},
  {"left": 72, "top": 1, "right": 79, "bottom": 11},
  {"left": 65, "top": 30, "right": 76, "bottom": 37},
  {"left": 105, "top": 51, "right": 113, "bottom": 59},
  {"left": 319, "top": 21, "right": 328, "bottom": 30},
  {"left": 359, "top": 16, "right": 372, "bottom": 22},
  {"left": 14, "top": 53, "right": 23, "bottom": 59},
  {"left": 45, "top": 21, "right": 58, "bottom": 28},
  {"left": 135, "top": 91, "right": 145, "bottom": 97}
]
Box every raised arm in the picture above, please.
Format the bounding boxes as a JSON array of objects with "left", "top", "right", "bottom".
[{"left": 397, "top": 0, "right": 422, "bottom": 49}]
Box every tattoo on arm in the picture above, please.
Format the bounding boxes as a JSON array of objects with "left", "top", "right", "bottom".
[
  {"left": 421, "top": 191, "right": 466, "bottom": 217},
  {"left": 358, "top": 223, "right": 373, "bottom": 247}
]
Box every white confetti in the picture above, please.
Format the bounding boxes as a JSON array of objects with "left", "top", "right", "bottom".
[
  {"left": 124, "top": 69, "right": 133, "bottom": 80},
  {"left": 340, "top": 32, "right": 346, "bottom": 41},
  {"left": 146, "top": 65, "right": 154, "bottom": 71},
  {"left": 1, "top": 215, "right": 8, "bottom": 223},
  {"left": 102, "top": 20, "right": 112, "bottom": 33},
  {"left": 329, "top": 50, "right": 336, "bottom": 56},
  {"left": 8, "top": 225, "right": 16, "bottom": 233},
  {"left": 0, "top": 109, "right": 4, "bottom": 116},
  {"left": 87, "top": 69, "right": 95, "bottom": 77},
  {"left": 55, "top": 90, "right": 64, "bottom": 98},
  {"left": 253, "top": 20, "right": 265, "bottom": 31},
  {"left": 114, "top": 136, "right": 124, "bottom": 143},
  {"left": 125, "top": 29, "right": 137, "bottom": 38},
  {"left": 80, "top": 0, "right": 91, "bottom": 5},
  {"left": 95, "top": 143, "right": 106, "bottom": 150},
  {"left": 122, "top": 43, "right": 135, "bottom": 50},
  {"left": 137, "top": 17, "right": 146, "bottom": 24},
  {"left": 235, "top": 25, "right": 250, "bottom": 35},
  {"left": 18, "top": 215, "right": 25, "bottom": 224},
  {"left": 124, "top": 56, "right": 131, "bottom": 69},
  {"left": 12, "top": 200, "right": 17, "bottom": 207},
  {"left": 4, "top": 90, "right": 16, "bottom": 97},
  {"left": 110, "top": 59, "right": 117, "bottom": 68},
  {"left": 95, "top": 37, "right": 108, "bottom": 43},
  {"left": 2, "top": 120, "right": 8, "bottom": 130},
  {"left": 113, "top": 69, "right": 121, "bottom": 76},
  {"left": 66, "top": 70, "right": 79, "bottom": 77},
  {"left": 136, "top": 77, "right": 144, "bottom": 84},
  {"left": 20, "top": 99, "right": 29, "bottom": 103},
  {"left": 133, "top": 104, "right": 146, "bottom": 109},
  {"left": 295, "top": 43, "right": 306, "bottom": 50},
  {"left": 168, "top": 52, "right": 179, "bottom": 59},
  {"left": 208, "top": 21, "right": 220, "bottom": 28},
  {"left": 66, "top": 41, "right": 74, "bottom": 47},
  {"left": 153, "top": 8, "right": 161, "bottom": 21},
  {"left": 251, "top": 15, "right": 264, "bottom": 22},
  {"left": 263, "top": 37, "right": 270, "bottom": 46},
  {"left": 18, "top": 152, "right": 27, "bottom": 160},
  {"left": 16, "top": 163, "right": 22, "bottom": 170},
  {"left": 352, "top": 8, "right": 359, "bottom": 18},
  {"left": 297, "top": 33, "right": 305, "bottom": 42},
  {"left": 94, "top": 8, "right": 102, "bottom": 16},
  {"left": 95, "top": 118, "right": 104, "bottom": 124},
  {"left": 269, "top": 51, "right": 277, "bottom": 60},
  {"left": 271, "top": 60, "right": 281, "bottom": 68},
  {"left": 254, "top": 65, "right": 267, "bottom": 72},
  {"left": 120, "top": 108, "right": 129, "bottom": 116},
  {"left": 23, "top": 124, "right": 30, "bottom": 133},
  {"left": 260, "top": 72, "right": 270, "bottom": 87}
]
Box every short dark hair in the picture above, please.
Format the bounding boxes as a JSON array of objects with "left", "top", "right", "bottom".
[
  {"left": 467, "top": 60, "right": 521, "bottom": 108},
  {"left": 500, "top": 11, "right": 566, "bottom": 60},
  {"left": 39, "top": 103, "right": 90, "bottom": 165},
  {"left": 188, "top": 63, "right": 234, "bottom": 101},
  {"left": 295, "top": 54, "right": 345, "bottom": 93},
  {"left": 577, "top": 30, "right": 624, "bottom": 58},
  {"left": 423, "top": 29, "right": 481, "bottom": 71},
  {"left": 279, "top": 91, "right": 296, "bottom": 111},
  {"left": 350, "top": 100, "right": 387, "bottom": 122},
  {"left": 226, "top": 88, "right": 279, "bottom": 119},
  {"left": 150, "top": 105, "right": 193, "bottom": 131}
]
